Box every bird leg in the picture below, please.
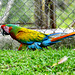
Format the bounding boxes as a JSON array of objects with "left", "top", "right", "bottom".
[
  {"left": 18, "top": 44, "right": 23, "bottom": 51},
  {"left": 27, "top": 42, "right": 42, "bottom": 50}
]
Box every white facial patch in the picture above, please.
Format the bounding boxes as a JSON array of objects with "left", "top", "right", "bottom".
[{"left": 4, "top": 26, "right": 9, "bottom": 33}]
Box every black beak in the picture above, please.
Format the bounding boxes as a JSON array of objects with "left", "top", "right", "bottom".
[{"left": 1, "top": 28, "right": 9, "bottom": 36}]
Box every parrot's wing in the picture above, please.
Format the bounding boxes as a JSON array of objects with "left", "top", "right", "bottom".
[{"left": 16, "top": 28, "right": 46, "bottom": 44}]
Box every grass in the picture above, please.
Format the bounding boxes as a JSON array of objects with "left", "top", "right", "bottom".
[{"left": 0, "top": 47, "right": 75, "bottom": 75}]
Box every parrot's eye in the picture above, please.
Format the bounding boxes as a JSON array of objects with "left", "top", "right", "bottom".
[
  {"left": 4, "top": 26, "right": 7, "bottom": 29},
  {"left": 5, "top": 26, "right": 6, "bottom": 28}
]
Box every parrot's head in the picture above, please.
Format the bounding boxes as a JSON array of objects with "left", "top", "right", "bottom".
[{"left": 1, "top": 24, "right": 12, "bottom": 36}]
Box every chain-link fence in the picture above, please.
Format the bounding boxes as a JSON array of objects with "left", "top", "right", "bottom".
[
  {"left": 0, "top": 0, "right": 75, "bottom": 50},
  {"left": 0, "top": 0, "right": 75, "bottom": 30},
  {"left": 0, "top": 1, "right": 75, "bottom": 74}
]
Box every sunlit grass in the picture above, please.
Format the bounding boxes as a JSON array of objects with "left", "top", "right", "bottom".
[{"left": 0, "top": 47, "right": 75, "bottom": 75}]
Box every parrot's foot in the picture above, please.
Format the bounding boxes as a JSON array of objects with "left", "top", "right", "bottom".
[
  {"left": 18, "top": 44, "right": 23, "bottom": 51},
  {"left": 28, "top": 42, "right": 42, "bottom": 50}
]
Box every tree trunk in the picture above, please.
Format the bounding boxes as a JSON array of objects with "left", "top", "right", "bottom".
[
  {"left": 34, "top": 0, "right": 49, "bottom": 28},
  {"left": 0, "top": 0, "right": 14, "bottom": 24},
  {"left": 45, "top": 0, "right": 50, "bottom": 28},
  {"left": 50, "top": 0, "right": 56, "bottom": 29},
  {"left": 34, "top": 0, "right": 42, "bottom": 28},
  {"left": 42, "top": 0, "right": 48, "bottom": 28}
]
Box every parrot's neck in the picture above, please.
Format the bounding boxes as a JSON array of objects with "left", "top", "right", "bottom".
[
  {"left": 9, "top": 26, "right": 21, "bottom": 40},
  {"left": 10, "top": 32, "right": 16, "bottom": 40}
]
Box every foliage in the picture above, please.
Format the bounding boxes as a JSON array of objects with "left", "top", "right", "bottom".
[
  {"left": 56, "top": 1, "right": 75, "bottom": 28},
  {"left": 1, "top": 0, "right": 34, "bottom": 23},
  {"left": 0, "top": 48, "right": 75, "bottom": 75},
  {"left": 1, "top": 0, "right": 75, "bottom": 28},
  {"left": 6, "top": 0, "right": 34, "bottom": 23}
]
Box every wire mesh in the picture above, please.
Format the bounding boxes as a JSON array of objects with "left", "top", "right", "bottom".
[
  {"left": 0, "top": 0, "right": 75, "bottom": 30},
  {"left": 0, "top": 0, "right": 75, "bottom": 50},
  {"left": 0, "top": 1, "right": 75, "bottom": 74}
]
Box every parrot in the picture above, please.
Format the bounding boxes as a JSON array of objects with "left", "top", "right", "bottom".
[{"left": 1, "top": 24, "right": 75, "bottom": 50}]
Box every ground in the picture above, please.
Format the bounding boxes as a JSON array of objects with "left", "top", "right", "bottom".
[{"left": 0, "top": 47, "right": 75, "bottom": 75}]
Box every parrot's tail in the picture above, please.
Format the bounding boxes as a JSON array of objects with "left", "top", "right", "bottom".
[
  {"left": 41, "top": 32, "right": 75, "bottom": 47},
  {"left": 51, "top": 32, "right": 75, "bottom": 42}
]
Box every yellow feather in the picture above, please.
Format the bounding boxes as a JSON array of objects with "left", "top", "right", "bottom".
[{"left": 16, "top": 28, "right": 45, "bottom": 42}]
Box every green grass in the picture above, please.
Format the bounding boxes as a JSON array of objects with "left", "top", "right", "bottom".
[{"left": 0, "top": 47, "right": 75, "bottom": 75}]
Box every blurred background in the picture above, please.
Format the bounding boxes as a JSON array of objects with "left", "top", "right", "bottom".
[
  {"left": 0, "top": 0, "right": 75, "bottom": 50},
  {"left": 0, "top": 0, "right": 75, "bottom": 30}
]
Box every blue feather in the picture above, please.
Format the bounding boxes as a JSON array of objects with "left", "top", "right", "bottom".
[
  {"left": 42, "top": 39, "right": 51, "bottom": 46},
  {"left": 48, "top": 33, "right": 63, "bottom": 36},
  {"left": 28, "top": 42, "right": 42, "bottom": 49},
  {"left": 43, "top": 33, "right": 63, "bottom": 41}
]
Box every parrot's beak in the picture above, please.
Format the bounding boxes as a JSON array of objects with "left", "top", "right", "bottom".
[{"left": 1, "top": 28, "right": 9, "bottom": 36}]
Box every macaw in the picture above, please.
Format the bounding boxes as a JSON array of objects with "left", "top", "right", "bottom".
[{"left": 1, "top": 24, "right": 75, "bottom": 50}]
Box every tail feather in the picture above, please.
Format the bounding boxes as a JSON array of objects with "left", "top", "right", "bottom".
[
  {"left": 48, "top": 33, "right": 63, "bottom": 36},
  {"left": 51, "top": 32, "right": 75, "bottom": 42},
  {"left": 41, "top": 32, "right": 75, "bottom": 47}
]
